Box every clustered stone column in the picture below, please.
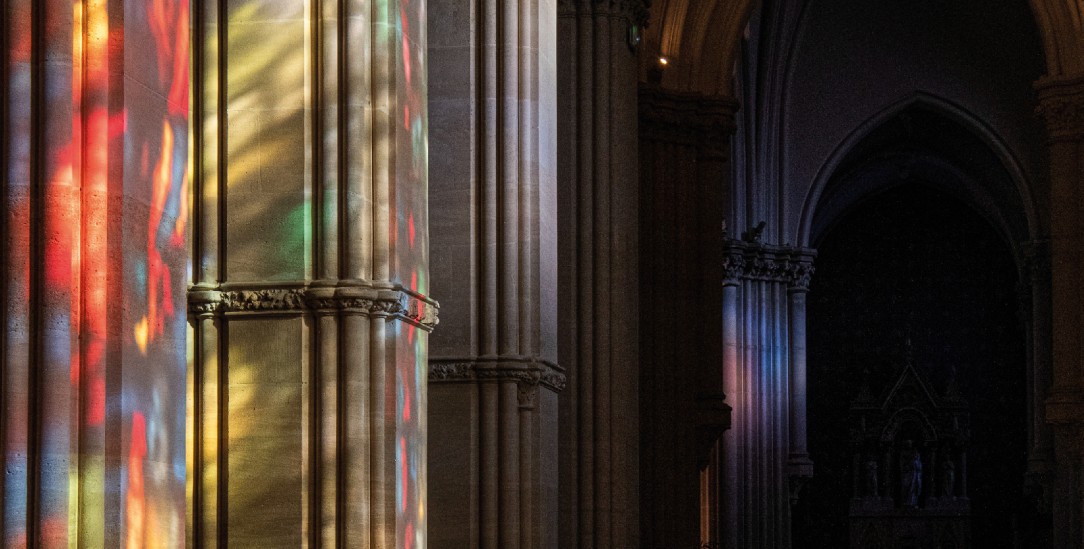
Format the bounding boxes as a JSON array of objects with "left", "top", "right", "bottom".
[
  {"left": 720, "top": 236, "right": 815, "bottom": 549},
  {"left": 1036, "top": 74, "right": 1084, "bottom": 549},
  {"left": 639, "top": 88, "right": 737, "bottom": 548},
  {"left": 426, "top": 0, "right": 563, "bottom": 547},
  {"left": 557, "top": 1, "right": 646, "bottom": 547},
  {"left": 188, "top": 1, "right": 435, "bottom": 547},
  {"left": 4, "top": 1, "right": 189, "bottom": 546},
  {"left": 3, "top": 2, "right": 78, "bottom": 545}
]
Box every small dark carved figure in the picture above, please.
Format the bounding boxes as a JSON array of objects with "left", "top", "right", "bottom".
[
  {"left": 940, "top": 459, "right": 955, "bottom": 498},
  {"left": 899, "top": 440, "right": 922, "bottom": 507},
  {"left": 864, "top": 458, "right": 879, "bottom": 497}
]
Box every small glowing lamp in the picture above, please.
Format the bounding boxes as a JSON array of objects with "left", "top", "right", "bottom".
[{"left": 659, "top": 56, "right": 669, "bottom": 66}]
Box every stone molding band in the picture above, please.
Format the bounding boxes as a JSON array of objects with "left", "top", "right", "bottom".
[
  {"left": 558, "top": 0, "right": 651, "bottom": 26},
  {"left": 1036, "top": 75, "right": 1084, "bottom": 142},
  {"left": 639, "top": 87, "right": 739, "bottom": 155},
  {"left": 187, "top": 281, "right": 439, "bottom": 330},
  {"left": 429, "top": 357, "right": 568, "bottom": 393},
  {"left": 722, "top": 238, "right": 816, "bottom": 290}
]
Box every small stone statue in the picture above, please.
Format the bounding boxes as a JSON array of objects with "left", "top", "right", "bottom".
[
  {"left": 899, "top": 440, "right": 922, "bottom": 507},
  {"left": 863, "top": 458, "right": 879, "bottom": 497},
  {"left": 940, "top": 459, "right": 955, "bottom": 498},
  {"left": 742, "top": 221, "right": 766, "bottom": 243}
]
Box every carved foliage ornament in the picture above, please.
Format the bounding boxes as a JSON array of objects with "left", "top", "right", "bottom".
[
  {"left": 1036, "top": 76, "right": 1084, "bottom": 142},
  {"left": 187, "top": 283, "right": 439, "bottom": 330},
  {"left": 722, "top": 237, "right": 816, "bottom": 290},
  {"left": 558, "top": 0, "right": 651, "bottom": 26},
  {"left": 428, "top": 360, "right": 568, "bottom": 394},
  {"left": 639, "top": 88, "right": 740, "bottom": 141}
]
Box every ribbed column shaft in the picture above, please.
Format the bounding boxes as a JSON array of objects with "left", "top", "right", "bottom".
[
  {"left": 3, "top": 2, "right": 76, "bottom": 545},
  {"left": 719, "top": 239, "right": 814, "bottom": 549},
  {"left": 188, "top": 1, "right": 435, "bottom": 548},
  {"left": 426, "top": 0, "right": 561, "bottom": 547},
  {"left": 558, "top": 2, "right": 643, "bottom": 547},
  {"left": 1037, "top": 74, "right": 1084, "bottom": 549},
  {"left": 638, "top": 87, "right": 737, "bottom": 548},
  {"left": 4, "top": 1, "right": 190, "bottom": 546}
]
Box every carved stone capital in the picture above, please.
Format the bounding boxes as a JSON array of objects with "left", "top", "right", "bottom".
[
  {"left": 559, "top": 0, "right": 650, "bottom": 26},
  {"left": 428, "top": 357, "right": 567, "bottom": 393},
  {"left": 721, "top": 235, "right": 816, "bottom": 290},
  {"left": 1045, "top": 389, "right": 1084, "bottom": 427},
  {"left": 639, "top": 87, "right": 739, "bottom": 150},
  {"left": 186, "top": 281, "right": 439, "bottom": 330},
  {"left": 221, "top": 288, "right": 306, "bottom": 312},
  {"left": 1036, "top": 75, "right": 1084, "bottom": 142},
  {"left": 188, "top": 286, "right": 224, "bottom": 318}
]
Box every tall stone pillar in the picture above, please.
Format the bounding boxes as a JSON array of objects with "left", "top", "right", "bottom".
[
  {"left": 1020, "top": 239, "right": 1055, "bottom": 516},
  {"left": 639, "top": 89, "right": 736, "bottom": 548},
  {"left": 426, "top": 0, "right": 562, "bottom": 547},
  {"left": 3, "top": 1, "right": 188, "bottom": 546},
  {"left": 187, "top": 1, "right": 435, "bottom": 547},
  {"left": 557, "top": 2, "right": 646, "bottom": 547},
  {"left": 1037, "top": 74, "right": 1084, "bottom": 549},
  {"left": 720, "top": 237, "right": 814, "bottom": 549}
]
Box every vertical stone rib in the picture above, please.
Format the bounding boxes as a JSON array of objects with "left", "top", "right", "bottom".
[
  {"left": 368, "top": 316, "right": 388, "bottom": 548},
  {"left": 344, "top": 0, "right": 372, "bottom": 281},
  {"left": 498, "top": 0, "right": 520, "bottom": 356},
  {"left": 721, "top": 282, "right": 740, "bottom": 549},
  {"left": 369, "top": 0, "right": 392, "bottom": 282},
  {"left": 574, "top": 8, "right": 595, "bottom": 546},
  {"left": 517, "top": 0, "right": 535, "bottom": 357},
  {"left": 341, "top": 313, "right": 369, "bottom": 547},
  {"left": 592, "top": 9, "right": 613, "bottom": 546},
  {"left": 26, "top": 0, "right": 45, "bottom": 538},
  {"left": 519, "top": 387, "right": 534, "bottom": 549},
  {"left": 0, "top": 4, "right": 7, "bottom": 539},
  {"left": 190, "top": 0, "right": 224, "bottom": 544},
  {"left": 481, "top": 382, "right": 500, "bottom": 549},
  {"left": 317, "top": 311, "right": 339, "bottom": 547},
  {"left": 0, "top": 1, "right": 7, "bottom": 538},
  {"left": 499, "top": 383, "right": 520, "bottom": 548},
  {"left": 34, "top": 0, "right": 76, "bottom": 543},
  {"left": 315, "top": 0, "right": 340, "bottom": 281},
  {"left": 480, "top": 0, "right": 499, "bottom": 358},
  {"left": 2, "top": 2, "right": 30, "bottom": 544},
  {"left": 788, "top": 288, "right": 808, "bottom": 459},
  {"left": 192, "top": 0, "right": 219, "bottom": 286},
  {"left": 198, "top": 316, "right": 222, "bottom": 549}
]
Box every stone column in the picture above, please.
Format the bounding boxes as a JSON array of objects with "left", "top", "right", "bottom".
[
  {"left": 639, "top": 88, "right": 737, "bottom": 548},
  {"left": 426, "top": 0, "right": 562, "bottom": 547},
  {"left": 787, "top": 266, "right": 815, "bottom": 480},
  {"left": 3, "top": 2, "right": 77, "bottom": 545},
  {"left": 719, "top": 237, "right": 815, "bottom": 549},
  {"left": 4, "top": 1, "right": 189, "bottom": 546},
  {"left": 557, "top": 2, "right": 646, "bottom": 547},
  {"left": 1037, "top": 74, "right": 1084, "bottom": 549},
  {"left": 188, "top": 1, "right": 436, "bottom": 547},
  {"left": 1020, "top": 239, "right": 1055, "bottom": 515}
]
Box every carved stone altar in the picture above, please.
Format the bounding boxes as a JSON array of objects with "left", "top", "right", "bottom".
[{"left": 848, "top": 352, "right": 971, "bottom": 549}]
